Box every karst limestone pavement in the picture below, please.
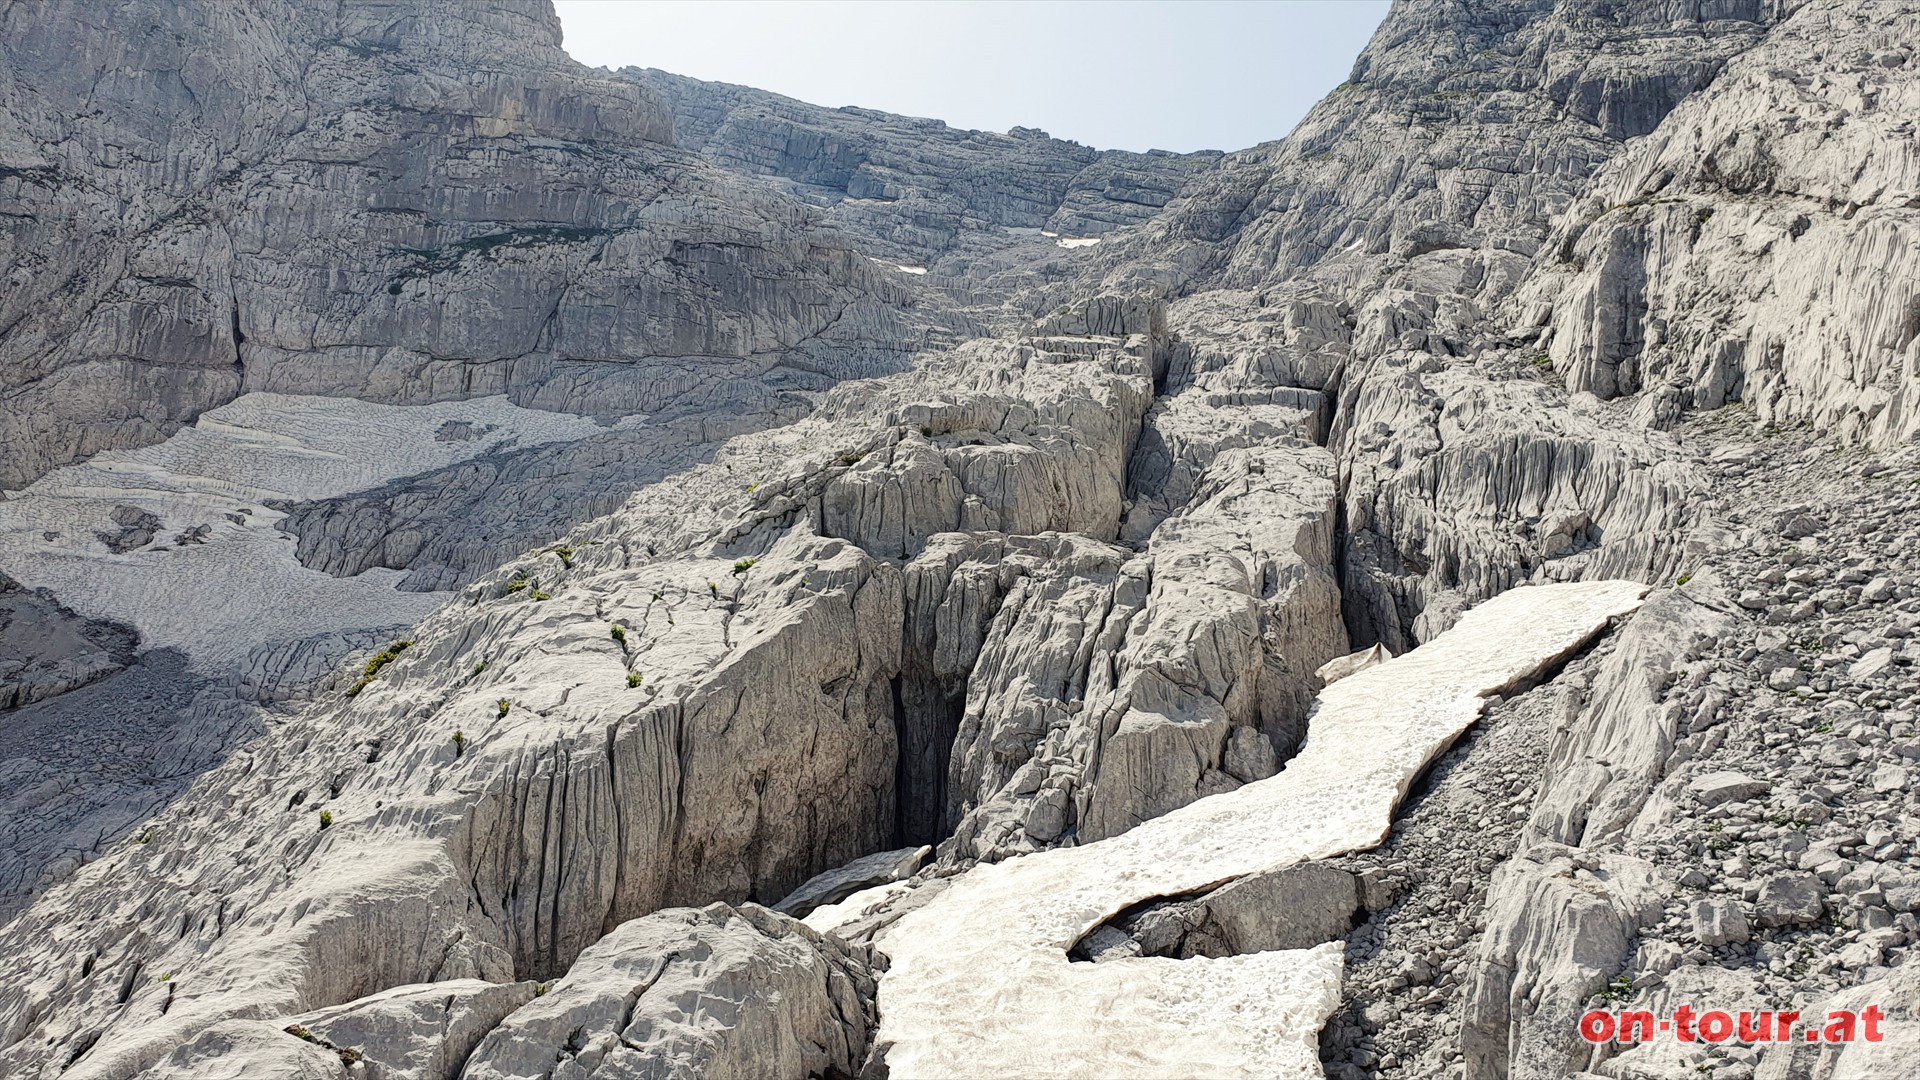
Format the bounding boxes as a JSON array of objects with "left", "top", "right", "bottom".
[{"left": 4, "top": 0, "right": 1920, "bottom": 1078}]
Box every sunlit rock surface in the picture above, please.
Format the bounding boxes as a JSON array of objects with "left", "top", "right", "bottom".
[{"left": 818, "top": 580, "right": 1646, "bottom": 1079}]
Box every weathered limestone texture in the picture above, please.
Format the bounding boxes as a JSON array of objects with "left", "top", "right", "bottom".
[{"left": 819, "top": 581, "right": 1645, "bottom": 1078}]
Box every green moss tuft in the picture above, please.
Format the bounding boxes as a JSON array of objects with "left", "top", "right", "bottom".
[{"left": 345, "top": 640, "right": 413, "bottom": 697}]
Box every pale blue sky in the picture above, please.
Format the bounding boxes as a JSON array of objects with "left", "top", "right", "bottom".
[{"left": 554, "top": 1, "right": 1391, "bottom": 154}]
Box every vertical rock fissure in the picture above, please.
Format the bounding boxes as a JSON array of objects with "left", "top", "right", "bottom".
[{"left": 887, "top": 674, "right": 910, "bottom": 848}]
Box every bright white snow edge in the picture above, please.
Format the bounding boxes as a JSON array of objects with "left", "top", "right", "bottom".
[{"left": 837, "top": 579, "right": 1649, "bottom": 1079}]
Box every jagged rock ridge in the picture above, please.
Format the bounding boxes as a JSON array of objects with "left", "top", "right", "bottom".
[{"left": 2, "top": 2, "right": 1919, "bottom": 1079}]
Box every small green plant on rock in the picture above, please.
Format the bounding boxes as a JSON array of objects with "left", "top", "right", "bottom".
[
  {"left": 1676, "top": 574, "right": 1693, "bottom": 586},
  {"left": 626, "top": 672, "right": 642, "bottom": 688},
  {"left": 472, "top": 661, "right": 489, "bottom": 676},
  {"left": 731, "top": 558, "right": 758, "bottom": 576},
  {"left": 610, "top": 623, "right": 627, "bottom": 644},
  {"left": 531, "top": 589, "right": 552, "bottom": 601},
  {"left": 549, "top": 545, "right": 574, "bottom": 568},
  {"left": 452, "top": 730, "right": 467, "bottom": 757},
  {"left": 345, "top": 639, "right": 413, "bottom": 697},
  {"left": 283, "top": 1025, "right": 361, "bottom": 1066},
  {"left": 505, "top": 575, "right": 529, "bottom": 594},
  {"left": 496, "top": 699, "right": 512, "bottom": 718},
  {"left": 318, "top": 810, "right": 333, "bottom": 831},
  {"left": 708, "top": 581, "right": 719, "bottom": 599}
]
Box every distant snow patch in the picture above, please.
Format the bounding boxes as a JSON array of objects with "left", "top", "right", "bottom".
[
  {"left": 0, "top": 393, "right": 617, "bottom": 669},
  {"left": 1055, "top": 237, "right": 1101, "bottom": 249}
]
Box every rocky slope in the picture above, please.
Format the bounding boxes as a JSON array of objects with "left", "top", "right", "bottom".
[{"left": 3, "top": 1, "right": 1919, "bottom": 1078}]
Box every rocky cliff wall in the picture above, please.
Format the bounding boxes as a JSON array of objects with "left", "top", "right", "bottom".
[{"left": 5, "top": 2, "right": 1920, "bottom": 1079}]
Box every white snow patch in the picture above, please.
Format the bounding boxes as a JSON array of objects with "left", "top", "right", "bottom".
[
  {"left": 894, "top": 265, "right": 928, "bottom": 275},
  {"left": 0, "top": 393, "right": 616, "bottom": 669},
  {"left": 854, "top": 579, "right": 1649, "bottom": 1079},
  {"left": 1055, "top": 237, "right": 1101, "bottom": 249}
]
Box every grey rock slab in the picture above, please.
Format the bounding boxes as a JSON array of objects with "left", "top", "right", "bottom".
[
  {"left": 1687, "top": 771, "right": 1771, "bottom": 808},
  {"left": 0, "top": 571, "right": 135, "bottom": 712},
  {"left": 136, "top": 1020, "right": 349, "bottom": 1080},
  {"left": 1690, "top": 898, "right": 1750, "bottom": 947},
  {"left": 459, "top": 903, "right": 877, "bottom": 1080},
  {"left": 1525, "top": 588, "right": 1738, "bottom": 848},
  {"left": 1852, "top": 646, "right": 1896, "bottom": 680},
  {"left": 289, "top": 979, "right": 538, "bottom": 1080},
  {"left": 771, "top": 845, "right": 929, "bottom": 918},
  {"left": 1084, "top": 861, "right": 1362, "bottom": 961},
  {"left": 1755, "top": 872, "right": 1826, "bottom": 929}
]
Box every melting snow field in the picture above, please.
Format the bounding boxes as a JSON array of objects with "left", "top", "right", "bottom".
[
  {"left": 823, "top": 580, "right": 1649, "bottom": 1079},
  {"left": 0, "top": 394, "right": 617, "bottom": 668}
]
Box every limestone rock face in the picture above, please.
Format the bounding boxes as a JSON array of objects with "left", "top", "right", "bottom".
[
  {"left": 7, "top": 2, "right": 1920, "bottom": 1079},
  {"left": 827, "top": 581, "right": 1645, "bottom": 1079},
  {"left": 1089, "top": 0, "right": 1773, "bottom": 298},
  {"left": 931, "top": 442, "right": 1346, "bottom": 863},
  {"left": 1524, "top": 588, "right": 1739, "bottom": 849},
  {"left": 137, "top": 1021, "right": 351, "bottom": 1080},
  {"left": 1331, "top": 355, "right": 1702, "bottom": 651},
  {"left": 461, "top": 903, "right": 879, "bottom": 1080},
  {"left": 287, "top": 979, "right": 537, "bottom": 1080},
  {"left": 1460, "top": 845, "right": 1665, "bottom": 1080},
  {"left": 0, "top": 323, "right": 1173, "bottom": 1079},
  {"left": 0, "top": 573, "right": 136, "bottom": 711},
  {"left": 1528, "top": 2, "right": 1920, "bottom": 446},
  {"left": 625, "top": 69, "right": 1221, "bottom": 270},
  {"left": 0, "top": 0, "right": 939, "bottom": 492},
  {"left": 772, "top": 846, "right": 928, "bottom": 918}
]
